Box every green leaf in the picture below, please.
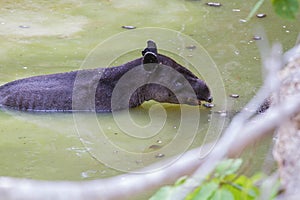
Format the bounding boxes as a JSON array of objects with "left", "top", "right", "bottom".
[
  {"left": 186, "top": 182, "right": 219, "bottom": 200},
  {"left": 150, "top": 159, "right": 270, "bottom": 200},
  {"left": 270, "top": 182, "right": 280, "bottom": 199},
  {"left": 214, "top": 159, "right": 242, "bottom": 178},
  {"left": 150, "top": 176, "right": 189, "bottom": 200},
  {"left": 259, "top": 176, "right": 280, "bottom": 200},
  {"left": 272, "top": 0, "right": 299, "bottom": 19},
  {"left": 210, "top": 188, "right": 234, "bottom": 200},
  {"left": 222, "top": 175, "right": 260, "bottom": 199},
  {"left": 225, "top": 183, "right": 258, "bottom": 200},
  {"left": 249, "top": 172, "right": 264, "bottom": 183},
  {"left": 175, "top": 176, "right": 188, "bottom": 186},
  {"left": 149, "top": 186, "right": 173, "bottom": 200}
]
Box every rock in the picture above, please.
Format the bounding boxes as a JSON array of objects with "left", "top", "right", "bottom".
[
  {"left": 256, "top": 13, "right": 267, "bottom": 18},
  {"left": 229, "top": 94, "right": 239, "bottom": 98},
  {"left": 121, "top": 25, "right": 136, "bottom": 30}
]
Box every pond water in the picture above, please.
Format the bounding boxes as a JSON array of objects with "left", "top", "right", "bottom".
[{"left": 0, "top": 0, "right": 299, "bottom": 181}]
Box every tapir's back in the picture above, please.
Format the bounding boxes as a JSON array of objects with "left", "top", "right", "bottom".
[
  {"left": 0, "top": 40, "right": 212, "bottom": 113},
  {"left": 0, "top": 71, "right": 77, "bottom": 112}
]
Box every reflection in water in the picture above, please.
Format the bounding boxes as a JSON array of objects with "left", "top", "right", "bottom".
[{"left": 0, "top": 102, "right": 214, "bottom": 179}]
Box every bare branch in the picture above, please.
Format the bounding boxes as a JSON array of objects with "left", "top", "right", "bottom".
[{"left": 170, "top": 38, "right": 284, "bottom": 199}]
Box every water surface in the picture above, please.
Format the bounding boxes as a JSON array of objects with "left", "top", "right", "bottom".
[{"left": 0, "top": 0, "right": 299, "bottom": 180}]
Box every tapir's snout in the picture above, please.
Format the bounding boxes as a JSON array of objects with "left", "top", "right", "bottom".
[{"left": 207, "top": 96, "right": 213, "bottom": 103}]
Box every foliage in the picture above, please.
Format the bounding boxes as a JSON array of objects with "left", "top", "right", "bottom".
[
  {"left": 247, "top": 0, "right": 299, "bottom": 20},
  {"left": 150, "top": 159, "right": 279, "bottom": 200},
  {"left": 272, "top": 0, "right": 299, "bottom": 19}
]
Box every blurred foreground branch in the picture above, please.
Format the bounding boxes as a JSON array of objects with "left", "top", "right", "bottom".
[
  {"left": 272, "top": 43, "right": 300, "bottom": 200},
  {"left": 1, "top": 42, "right": 300, "bottom": 200}
]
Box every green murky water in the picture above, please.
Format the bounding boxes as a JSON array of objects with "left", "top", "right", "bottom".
[{"left": 0, "top": 0, "right": 299, "bottom": 181}]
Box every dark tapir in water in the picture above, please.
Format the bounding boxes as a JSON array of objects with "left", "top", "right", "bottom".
[{"left": 0, "top": 40, "right": 212, "bottom": 112}]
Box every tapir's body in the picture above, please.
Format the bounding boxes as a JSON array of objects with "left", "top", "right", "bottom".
[{"left": 0, "top": 41, "right": 212, "bottom": 112}]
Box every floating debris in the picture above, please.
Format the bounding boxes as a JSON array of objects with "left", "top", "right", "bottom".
[
  {"left": 239, "top": 19, "right": 247, "bottom": 23},
  {"left": 19, "top": 25, "right": 30, "bottom": 29},
  {"left": 253, "top": 36, "right": 262, "bottom": 40},
  {"left": 156, "top": 140, "right": 162, "bottom": 144},
  {"left": 229, "top": 94, "right": 239, "bottom": 98},
  {"left": 113, "top": 150, "right": 119, "bottom": 154},
  {"left": 121, "top": 25, "right": 136, "bottom": 30},
  {"left": 155, "top": 153, "right": 165, "bottom": 158},
  {"left": 186, "top": 45, "right": 197, "bottom": 50},
  {"left": 135, "top": 160, "right": 142, "bottom": 165},
  {"left": 282, "top": 25, "right": 290, "bottom": 33},
  {"left": 206, "top": 2, "right": 222, "bottom": 7},
  {"left": 149, "top": 145, "right": 161, "bottom": 150},
  {"left": 219, "top": 112, "right": 227, "bottom": 117},
  {"left": 66, "top": 146, "right": 90, "bottom": 157},
  {"left": 215, "top": 110, "right": 227, "bottom": 116},
  {"left": 81, "top": 170, "right": 97, "bottom": 179},
  {"left": 203, "top": 103, "right": 215, "bottom": 108},
  {"left": 215, "top": 110, "right": 228, "bottom": 117},
  {"left": 232, "top": 9, "right": 240, "bottom": 12},
  {"left": 256, "top": 13, "right": 267, "bottom": 18}
]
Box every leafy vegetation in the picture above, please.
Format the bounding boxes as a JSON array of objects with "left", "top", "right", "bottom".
[
  {"left": 246, "top": 0, "right": 299, "bottom": 20},
  {"left": 150, "top": 159, "right": 279, "bottom": 200},
  {"left": 272, "top": 0, "right": 299, "bottom": 19}
]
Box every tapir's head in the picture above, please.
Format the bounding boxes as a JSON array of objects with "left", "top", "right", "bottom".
[{"left": 141, "top": 40, "right": 212, "bottom": 106}]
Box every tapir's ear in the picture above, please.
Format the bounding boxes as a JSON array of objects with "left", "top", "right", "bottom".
[
  {"left": 143, "top": 52, "right": 158, "bottom": 64},
  {"left": 143, "top": 52, "right": 158, "bottom": 72},
  {"left": 142, "top": 40, "right": 158, "bottom": 56}
]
